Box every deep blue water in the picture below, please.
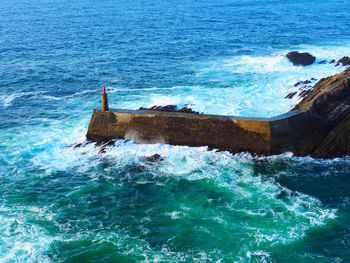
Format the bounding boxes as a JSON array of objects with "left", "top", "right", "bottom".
[{"left": 0, "top": 0, "right": 350, "bottom": 262}]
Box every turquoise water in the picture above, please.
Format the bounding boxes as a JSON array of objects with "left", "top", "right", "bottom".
[{"left": 0, "top": 0, "right": 350, "bottom": 262}]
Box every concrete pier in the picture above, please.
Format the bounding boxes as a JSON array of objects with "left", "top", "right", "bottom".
[
  {"left": 86, "top": 67, "right": 350, "bottom": 158},
  {"left": 86, "top": 108, "right": 313, "bottom": 155}
]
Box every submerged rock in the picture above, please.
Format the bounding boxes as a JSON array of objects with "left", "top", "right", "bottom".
[
  {"left": 285, "top": 92, "right": 297, "bottom": 99},
  {"left": 286, "top": 51, "right": 316, "bottom": 66},
  {"left": 335, "top": 56, "right": 350, "bottom": 67},
  {"left": 294, "top": 79, "right": 312, "bottom": 87}
]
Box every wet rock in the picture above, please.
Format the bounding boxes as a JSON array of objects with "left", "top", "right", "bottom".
[
  {"left": 285, "top": 92, "right": 297, "bottom": 99},
  {"left": 329, "top": 59, "right": 336, "bottom": 64},
  {"left": 294, "top": 79, "right": 312, "bottom": 87},
  {"left": 95, "top": 139, "right": 118, "bottom": 154},
  {"left": 335, "top": 56, "right": 350, "bottom": 67},
  {"left": 293, "top": 67, "right": 350, "bottom": 158},
  {"left": 298, "top": 89, "right": 312, "bottom": 98},
  {"left": 294, "top": 81, "right": 302, "bottom": 87},
  {"left": 139, "top": 105, "right": 200, "bottom": 114},
  {"left": 286, "top": 51, "right": 316, "bottom": 66},
  {"left": 68, "top": 141, "right": 92, "bottom": 148},
  {"left": 318, "top": 60, "right": 327, "bottom": 64},
  {"left": 142, "top": 154, "right": 164, "bottom": 162},
  {"left": 311, "top": 78, "right": 317, "bottom": 81}
]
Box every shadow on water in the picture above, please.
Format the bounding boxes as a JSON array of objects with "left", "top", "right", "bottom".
[{"left": 252, "top": 158, "right": 350, "bottom": 262}]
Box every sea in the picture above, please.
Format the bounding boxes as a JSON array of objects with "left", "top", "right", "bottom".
[{"left": 0, "top": 0, "right": 350, "bottom": 262}]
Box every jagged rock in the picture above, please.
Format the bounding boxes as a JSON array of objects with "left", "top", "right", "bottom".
[
  {"left": 329, "top": 59, "right": 336, "bottom": 64},
  {"left": 286, "top": 51, "right": 316, "bottom": 66},
  {"left": 294, "top": 79, "right": 313, "bottom": 87},
  {"left": 285, "top": 92, "right": 297, "bottom": 99},
  {"left": 298, "top": 89, "right": 312, "bottom": 98},
  {"left": 293, "top": 67, "right": 350, "bottom": 158},
  {"left": 319, "top": 60, "right": 327, "bottom": 64},
  {"left": 68, "top": 141, "right": 92, "bottom": 148},
  {"left": 335, "top": 56, "right": 350, "bottom": 67},
  {"left": 312, "top": 113, "right": 350, "bottom": 158},
  {"left": 139, "top": 105, "right": 200, "bottom": 114}
]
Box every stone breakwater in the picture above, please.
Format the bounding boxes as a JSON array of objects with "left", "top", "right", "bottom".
[{"left": 86, "top": 68, "right": 350, "bottom": 158}]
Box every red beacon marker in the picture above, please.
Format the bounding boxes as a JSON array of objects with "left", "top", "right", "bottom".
[{"left": 101, "top": 86, "right": 109, "bottom": 111}]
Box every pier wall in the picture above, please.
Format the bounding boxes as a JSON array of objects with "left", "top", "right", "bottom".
[{"left": 86, "top": 109, "right": 312, "bottom": 155}]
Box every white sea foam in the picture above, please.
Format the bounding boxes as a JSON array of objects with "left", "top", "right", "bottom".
[
  {"left": 110, "top": 42, "right": 350, "bottom": 117},
  {"left": 0, "top": 91, "right": 40, "bottom": 107},
  {"left": 2, "top": 42, "right": 349, "bottom": 262},
  {"left": 1, "top": 119, "right": 345, "bottom": 262},
  {"left": 0, "top": 205, "right": 54, "bottom": 263}
]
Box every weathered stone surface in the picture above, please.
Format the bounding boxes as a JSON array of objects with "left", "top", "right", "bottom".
[
  {"left": 312, "top": 113, "right": 350, "bottom": 158},
  {"left": 293, "top": 67, "right": 350, "bottom": 157},
  {"left": 298, "top": 89, "right": 312, "bottom": 98},
  {"left": 335, "top": 56, "right": 350, "bottom": 67},
  {"left": 286, "top": 51, "right": 316, "bottom": 66},
  {"left": 86, "top": 108, "right": 314, "bottom": 156}
]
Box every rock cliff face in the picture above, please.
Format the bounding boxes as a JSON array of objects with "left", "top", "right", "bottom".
[{"left": 293, "top": 67, "right": 350, "bottom": 158}]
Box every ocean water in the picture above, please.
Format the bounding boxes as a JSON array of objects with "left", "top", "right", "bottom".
[{"left": 0, "top": 0, "right": 350, "bottom": 262}]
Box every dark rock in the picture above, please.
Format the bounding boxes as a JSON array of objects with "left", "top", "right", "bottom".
[
  {"left": 142, "top": 154, "right": 164, "bottom": 162},
  {"left": 311, "top": 78, "right": 317, "bottom": 81},
  {"left": 298, "top": 89, "right": 312, "bottom": 98},
  {"left": 294, "top": 81, "right": 302, "bottom": 87},
  {"left": 329, "top": 59, "right": 336, "bottom": 64},
  {"left": 285, "top": 92, "right": 297, "bottom": 99},
  {"left": 68, "top": 141, "right": 92, "bottom": 148},
  {"left": 294, "top": 79, "right": 312, "bottom": 87},
  {"left": 139, "top": 105, "right": 200, "bottom": 114},
  {"left": 286, "top": 51, "right": 316, "bottom": 66},
  {"left": 312, "top": 113, "right": 350, "bottom": 158},
  {"left": 318, "top": 60, "right": 327, "bottom": 64},
  {"left": 335, "top": 56, "right": 350, "bottom": 67},
  {"left": 94, "top": 139, "right": 118, "bottom": 154},
  {"left": 298, "top": 85, "right": 307, "bottom": 91},
  {"left": 293, "top": 67, "right": 350, "bottom": 158}
]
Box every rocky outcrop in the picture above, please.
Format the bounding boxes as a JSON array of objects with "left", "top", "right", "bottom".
[
  {"left": 139, "top": 105, "right": 200, "bottom": 114},
  {"left": 285, "top": 78, "right": 317, "bottom": 100},
  {"left": 292, "top": 67, "right": 350, "bottom": 158},
  {"left": 286, "top": 51, "right": 316, "bottom": 66},
  {"left": 335, "top": 56, "right": 350, "bottom": 67}
]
